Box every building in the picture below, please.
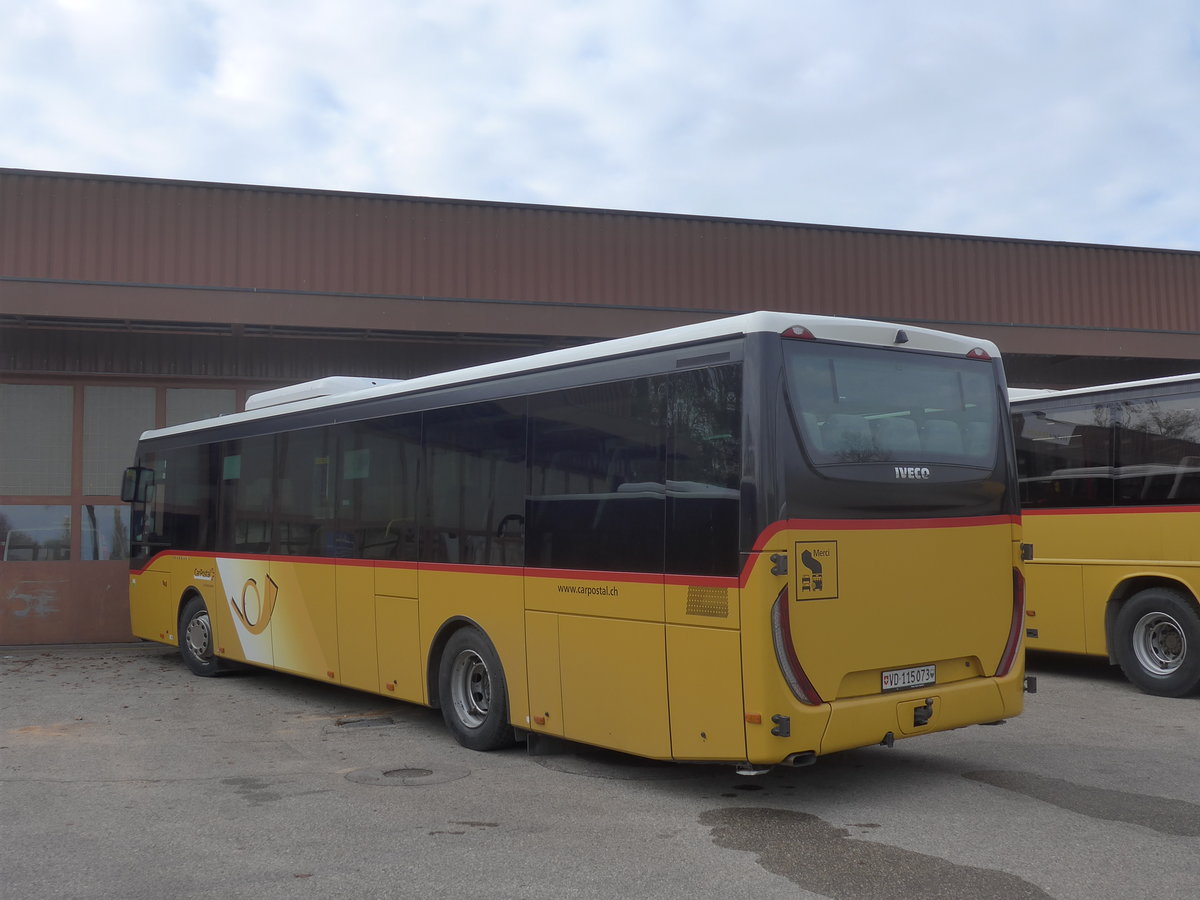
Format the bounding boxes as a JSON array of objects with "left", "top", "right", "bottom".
[{"left": 4, "top": 167, "right": 1200, "bottom": 644}]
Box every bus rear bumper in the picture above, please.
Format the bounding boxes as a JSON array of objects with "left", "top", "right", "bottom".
[{"left": 818, "top": 674, "right": 1021, "bottom": 756}]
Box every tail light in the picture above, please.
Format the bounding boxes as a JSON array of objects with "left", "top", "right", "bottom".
[
  {"left": 770, "top": 586, "right": 822, "bottom": 705},
  {"left": 996, "top": 567, "right": 1026, "bottom": 677}
]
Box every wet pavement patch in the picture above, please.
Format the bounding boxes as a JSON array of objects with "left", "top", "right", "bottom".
[
  {"left": 321, "top": 714, "right": 400, "bottom": 737},
  {"left": 965, "top": 769, "right": 1200, "bottom": 837},
  {"left": 221, "top": 776, "right": 283, "bottom": 806},
  {"left": 699, "top": 807, "right": 1051, "bottom": 899},
  {"left": 344, "top": 764, "right": 470, "bottom": 786},
  {"left": 334, "top": 715, "right": 397, "bottom": 728},
  {"left": 429, "top": 821, "right": 500, "bottom": 836},
  {"left": 531, "top": 747, "right": 715, "bottom": 781}
]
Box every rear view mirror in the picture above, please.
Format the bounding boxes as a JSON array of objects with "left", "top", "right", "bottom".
[{"left": 121, "top": 466, "right": 154, "bottom": 503}]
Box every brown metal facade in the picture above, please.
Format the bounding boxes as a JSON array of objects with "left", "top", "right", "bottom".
[{"left": 5, "top": 167, "right": 1200, "bottom": 359}]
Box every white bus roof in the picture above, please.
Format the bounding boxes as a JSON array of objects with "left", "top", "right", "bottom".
[
  {"left": 1007, "top": 387, "right": 1059, "bottom": 401},
  {"left": 140, "top": 310, "right": 1002, "bottom": 441},
  {"left": 1008, "top": 371, "right": 1200, "bottom": 405}
]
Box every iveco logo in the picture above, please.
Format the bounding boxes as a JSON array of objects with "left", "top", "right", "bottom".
[{"left": 895, "top": 466, "right": 932, "bottom": 480}]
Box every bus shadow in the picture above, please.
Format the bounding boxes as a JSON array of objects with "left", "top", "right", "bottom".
[{"left": 1025, "top": 650, "right": 1127, "bottom": 685}]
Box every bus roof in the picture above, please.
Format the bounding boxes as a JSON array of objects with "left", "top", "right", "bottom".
[
  {"left": 140, "top": 310, "right": 1002, "bottom": 441},
  {"left": 1007, "top": 387, "right": 1059, "bottom": 401},
  {"left": 1008, "top": 371, "right": 1200, "bottom": 406}
]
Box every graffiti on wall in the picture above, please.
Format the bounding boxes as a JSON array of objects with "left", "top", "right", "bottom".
[{"left": 5, "top": 581, "right": 65, "bottom": 618}]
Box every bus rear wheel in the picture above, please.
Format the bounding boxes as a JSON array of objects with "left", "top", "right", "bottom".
[
  {"left": 179, "top": 595, "right": 223, "bottom": 677},
  {"left": 1113, "top": 588, "right": 1200, "bottom": 697},
  {"left": 437, "top": 627, "right": 514, "bottom": 751}
]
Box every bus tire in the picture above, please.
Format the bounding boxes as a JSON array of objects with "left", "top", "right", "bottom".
[
  {"left": 437, "top": 627, "right": 513, "bottom": 751},
  {"left": 1113, "top": 587, "right": 1200, "bottom": 697},
  {"left": 179, "top": 595, "right": 223, "bottom": 677}
]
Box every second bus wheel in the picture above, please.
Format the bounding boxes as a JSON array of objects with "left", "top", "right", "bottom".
[
  {"left": 178, "top": 595, "right": 224, "bottom": 677},
  {"left": 437, "top": 627, "right": 514, "bottom": 751},
  {"left": 1113, "top": 587, "right": 1200, "bottom": 697}
]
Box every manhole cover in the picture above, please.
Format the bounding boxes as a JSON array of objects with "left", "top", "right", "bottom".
[
  {"left": 384, "top": 767, "right": 432, "bottom": 778},
  {"left": 345, "top": 764, "right": 470, "bottom": 786}
]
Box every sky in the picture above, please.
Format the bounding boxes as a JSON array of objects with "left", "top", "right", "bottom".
[{"left": 3, "top": 0, "right": 1200, "bottom": 250}]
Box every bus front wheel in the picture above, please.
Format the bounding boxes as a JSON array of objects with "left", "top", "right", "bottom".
[
  {"left": 437, "top": 627, "right": 514, "bottom": 751},
  {"left": 179, "top": 595, "right": 223, "bottom": 677},
  {"left": 1113, "top": 588, "right": 1200, "bottom": 697}
]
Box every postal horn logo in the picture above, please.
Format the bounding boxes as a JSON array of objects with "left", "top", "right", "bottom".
[{"left": 230, "top": 575, "right": 279, "bottom": 635}]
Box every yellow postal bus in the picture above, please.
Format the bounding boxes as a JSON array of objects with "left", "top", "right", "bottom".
[
  {"left": 1012, "top": 375, "right": 1200, "bottom": 696},
  {"left": 124, "top": 311, "right": 1027, "bottom": 771}
]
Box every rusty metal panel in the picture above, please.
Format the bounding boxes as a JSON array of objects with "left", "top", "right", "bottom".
[{"left": 0, "top": 559, "right": 133, "bottom": 643}]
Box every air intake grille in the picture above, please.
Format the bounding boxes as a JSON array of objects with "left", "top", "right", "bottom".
[{"left": 685, "top": 586, "right": 729, "bottom": 618}]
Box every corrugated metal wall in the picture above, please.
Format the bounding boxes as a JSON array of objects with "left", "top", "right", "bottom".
[
  {"left": 1, "top": 322, "right": 560, "bottom": 382},
  {"left": 5, "top": 168, "right": 1200, "bottom": 335}
]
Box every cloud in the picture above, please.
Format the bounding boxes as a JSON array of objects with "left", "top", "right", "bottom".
[{"left": 2, "top": 0, "right": 1200, "bottom": 249}]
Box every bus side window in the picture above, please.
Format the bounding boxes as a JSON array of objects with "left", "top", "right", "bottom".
[
  {"left": 1015, "top": 405, "right": 1114, "bottom": 508},
  {"left": 527, "top": 377, "right": 667, "bottom": 573},
  {"left": 422, "top": 400, "right": 526, "bottom": 567},
  {"left": 157, "top": 444, "right": 218, "bottom": 553},
  {"left": 1117, "top": 392, "right": 1200, "bottom": 506},
  {"left": 666, "top": 365, "right": 742, "bottom": 577},
  {"left": 276, "top": 427, "right": 333, "bottom": 557},
  {"left": 216, "top": 436, "right": 275, "bottom": 553},
  {"left": 338, "top": 416, "right": 420, "bottom": 561},
  {"left": 1169, "top": 458, "right": 1200, "bottom": 502}
]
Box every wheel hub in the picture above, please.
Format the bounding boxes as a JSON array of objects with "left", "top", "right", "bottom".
[
  {"left": 185, "top": 613, "right": 212, "bottom": 661},
  {"left": 450, "top": 649, "right": 491, "bottom": 728},
  {"left": 1133, "top": 611, "right": 1186, "bottom": 675}
]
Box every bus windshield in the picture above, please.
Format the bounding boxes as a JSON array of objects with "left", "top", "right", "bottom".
[{"left": 785, "top": 341, "right": 1000, "bottom": 468}]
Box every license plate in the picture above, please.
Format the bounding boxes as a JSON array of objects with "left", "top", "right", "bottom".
[{"left": 881, "top": 664, "right": 936, "bottom": 693}]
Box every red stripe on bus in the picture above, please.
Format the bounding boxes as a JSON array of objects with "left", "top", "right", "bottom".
[
  {"left": 1023, "top": 505, "right": 1200, "bottom": 517},
  {"left": 134, "top": 553, "right": 730, "bottom": 589},
  {"left": 131, "top": 550, "right": 390, "bottom": 576},
  {"left": 751, "top": 514, "right": 1018, "bottom": 552},
  {"left": 419, "top": 562, "right": 524, "bottom": 578}
]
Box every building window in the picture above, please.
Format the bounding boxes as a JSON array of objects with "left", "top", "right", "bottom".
[
  {"left": 83, "top": 386, "right": 156, "bottom": 496},
  {"left": 0, "top": 505, "right": 72, "bottom": 561},
  {"left": 0, "top": 385, "right": 73, "bottom": 496},
  {"left": 80, "top": 504, "right": 131, "bottom": 560},
  {"left": 166, "top": 389, "right": 236, "bottom": 427}
]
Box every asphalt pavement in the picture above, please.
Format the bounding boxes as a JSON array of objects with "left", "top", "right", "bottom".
[{"left": 2, "top": 643, "right": 1198, "bottom": 899}]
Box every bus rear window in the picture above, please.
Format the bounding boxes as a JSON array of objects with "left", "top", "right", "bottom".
[{"left": 784, "top": 341, "right": 1000, "bottom": 468}]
